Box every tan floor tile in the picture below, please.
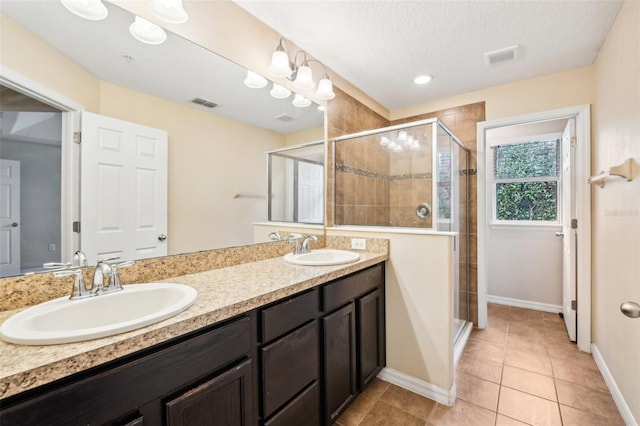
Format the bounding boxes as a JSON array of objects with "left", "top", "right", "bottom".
[
  {"left": 508, "top": 307, "right": 545, "bottom": 323},
  {"left": 337, "top": 392, "right": 377, "bottom": 426},
  {"left": 361, "top": 378, "right": 390, "bottom": 399},
  {"left": 469, "top": 326, "right": 508, "bottom": 347},
  {"left": 463, "top": 338, "right": 505, "bottom": 363},
  {"left": 541, "top": 311, "right": 564, "bottom": 324},
  {"left": 504, "top": 347, "right": 553, "bottom": 376},
  {"left": 508, "top": 323, "right": 548, "bottom": 344},
  {"left": 495, "top": 414, "right": 529, "bottom": 425},
  {"left": 545, "top": 330, "right": 572, "bottom": 345},
  {"left": 498, "top": 387, "right": 562, "bottom": 425},
  {"left": 550, "top": 358, "right": 608, "bottom": 392},
  {"left": 486, "top": 317, "right": 509, "bottom": 332},
  {"left": 502, "top": 365, "right": 557, "bottom": 401},
  {"left": 555, "top": 379, "right": 623, "bottom": 420},
  {"left": 559, "top": 404, "right": 625, "bottom": 426},
  {"left": 542, "top": 320, "right": 567, "bottom": 334},
  {"left": 429, "top": 399, "right": 496, "bottom": 426},
  {"left": 455, "top": 371, "right": 499, "bottom": 411},
  {"left": 359, "top": 399, "right": 425, "bottom": 426},
  {"left": 506, "top": 335, "right": 548, "bottom": 357},
  {"left": 379, "top": 383, "right": 436, "bottom": 420},
  {"left": 547, "top": 344, "right": 598, "bottom": 372},
  {"left": 457, "top": 353, "right": 503, "bottom": 383}
]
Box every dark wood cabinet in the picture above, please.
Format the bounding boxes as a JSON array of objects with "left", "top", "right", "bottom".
[
  {"left": 322, "top": 303, "right": 357, "bottom": 424},
  {"left": 166, "top": 359, "right": 254, "bottom": 426},
  {"left": 0, "top": 263, "right": 385, "bottom": 426},
  {"left": 320, "top": 263, "right": 385, "bottom": 424},
  {"left": 0, "top": 315, "right": 256, "bottom": 426}
]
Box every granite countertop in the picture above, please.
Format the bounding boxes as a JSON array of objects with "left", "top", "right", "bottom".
[{"left": 0, "top": 251, "right": 387, "bottom": 400}]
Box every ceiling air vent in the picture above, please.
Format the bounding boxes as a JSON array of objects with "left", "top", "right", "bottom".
[
  {"left": 191, "top": 97, "right": 218, "bottom": 108},
  {"left": 485, "top": 45, "right": 519, "bottom": 66},
  {"left": 275, "top": 113, "right": 296, "bottom": 122}
]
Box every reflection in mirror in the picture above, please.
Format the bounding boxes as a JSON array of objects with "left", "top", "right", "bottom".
[
  {"left": 268, "top": 141, "right": 325, "bottom": 224},
  {"left": 0, "top": 1, "right": 325, "bottom": 278}
]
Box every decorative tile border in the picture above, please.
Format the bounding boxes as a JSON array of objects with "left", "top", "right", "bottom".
[{"left": 336, "top": 163, "right": 477, "bottom": 180}]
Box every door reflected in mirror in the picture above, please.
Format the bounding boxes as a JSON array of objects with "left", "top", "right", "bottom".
[{"left": 268, "top": 142, "right": 325, "bottom": 224}]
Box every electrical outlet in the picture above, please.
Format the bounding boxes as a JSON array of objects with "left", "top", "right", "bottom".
[
  {"left": 351, "top": 238, "right": 367, "bottom": 250},
  {"left": 48, "top": 243, "right": 56, "bottom": 252}
]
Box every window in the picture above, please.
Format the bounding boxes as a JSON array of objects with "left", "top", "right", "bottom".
[{"left": 492, "top": 139, "right": 560, "bottom": 223}]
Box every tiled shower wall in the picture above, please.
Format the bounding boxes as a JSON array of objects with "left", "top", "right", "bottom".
[{"left": 327, "top": 88, "right": 484, "bottom": 324}]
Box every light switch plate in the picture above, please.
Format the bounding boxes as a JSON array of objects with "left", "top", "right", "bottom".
[{"left": 351, "top": 238, "right": 367, "bottom": 250}]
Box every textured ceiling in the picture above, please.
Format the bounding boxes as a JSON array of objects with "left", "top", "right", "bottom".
[{"left": 234, "top": 0, "right": 623, "bottom": 111}]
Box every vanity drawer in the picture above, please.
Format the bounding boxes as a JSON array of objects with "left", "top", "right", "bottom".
[
  {"left": 261, "top": 288, "right": 318, "bottom": 343},
  {"left": 264, "top": 381, "right": 320, "bottom": 426},
  {"left": 322, "top": 264, "right": 383, "bottom": 312},
  {"left": 261, "top": 320, "right": 318, "bottom": 418}
]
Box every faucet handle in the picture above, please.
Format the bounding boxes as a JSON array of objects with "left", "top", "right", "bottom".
[
  {"left": 73, "top": 251, "right": 89, "bottom": 267},
  {"left": 43, "top": 262, "right": 72, "bottom": 270},
  {"left": 53, "top": 268, "right": 92, "bottom": 299},
  {"left": 105, "top": 260, "right": 135, "bottom": 292},
  {"left": 97, "top": 256, "right": 121, "bottom": 264}
]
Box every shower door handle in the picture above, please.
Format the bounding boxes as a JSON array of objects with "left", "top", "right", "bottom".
[
  {"left": 555, "top": 232, "right": 564, "bottom": 237},
  {"left": 620, "top": 301, "right": 640, "bottom": 318}
]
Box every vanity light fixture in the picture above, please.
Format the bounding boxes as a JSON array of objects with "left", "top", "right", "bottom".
[
  {"left": 129, "top": 16, "right": 167, "bottom": 45},
  {"left": 380, "top": 131, "right": 422, "bottom": 152},
  {"left": 292, "top": 94, "right": 311, "bottom": 108},
  {"left": 317, "top": 105, "right": 326, "bottom": 112},
  {"left": 60, "top": 0, "right": 108, "bottom": 20},
  {"left": 149, "top": 0, "right": 189, "bottom": 24},
  {"left": 243, "top": 70, "right": 268, "bottom": 89},
  {"left": 270, "top": 83, "right": 291, "bottom": 99},
  {"left": 268, "top": 38, "right": 336, "bottom": 101}
]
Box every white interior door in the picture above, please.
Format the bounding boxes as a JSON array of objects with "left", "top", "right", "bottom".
[
  {"left": 561, "top": 119, "right": 577, "bottom": 341},
  {"left": 81, "top": 112, "right": 167, "bottom": 263},
  {"left": 297, "top": 161, "right": 323, "bottom": 223},
  {"left": 0, "top": 159, "right": 21, "bottom": 276}
]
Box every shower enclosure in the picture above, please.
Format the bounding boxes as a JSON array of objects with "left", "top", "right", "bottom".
[{"left": 333, "top": 118, "right": 471, "bottom": 343}]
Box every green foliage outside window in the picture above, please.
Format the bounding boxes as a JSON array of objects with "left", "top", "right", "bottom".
[{"left": 494, "top": 140, "right": 559, "bottom": 221}]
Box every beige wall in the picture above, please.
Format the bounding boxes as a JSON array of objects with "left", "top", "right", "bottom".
[
  {"left": 592, "top": 0, "right": 640, "bottom": 422},
  {"left": 392, "top": 66, "right": 595, "bottom": 122},
  {"left": 1, "top": 14, "right": 287, "bottom": 256},
  {"left": 284, "top": 127, "right": 324, "bottom": 146}
]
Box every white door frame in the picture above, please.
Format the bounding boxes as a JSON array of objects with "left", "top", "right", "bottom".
[
  {"left": 0, "top": 66, "right": 83, "bottom": 263},
  {"left": 477, "top": 104, "right": 592, "bottom": 352}
]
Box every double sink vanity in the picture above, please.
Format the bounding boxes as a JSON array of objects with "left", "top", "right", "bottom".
[{"left": 0, "top": 240, "right": 388, "bottom": 425}]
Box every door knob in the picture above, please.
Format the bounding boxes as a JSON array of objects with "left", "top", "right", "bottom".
[
  {"left": 11, "top": 222, "right": 18, "bottom": 227},
  {"left": 555, "top": 231, "right": 564, "bottom": 237},
  {"left": 158, "top": 234, "right": 167, "bottom": 241},
  {"left": 620, "top": 301, "right": 640, "bottom": 318}
]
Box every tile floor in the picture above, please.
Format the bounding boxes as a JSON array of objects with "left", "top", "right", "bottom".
[{"left": 336, "top": 303, "right": 625, "bottom": 426}]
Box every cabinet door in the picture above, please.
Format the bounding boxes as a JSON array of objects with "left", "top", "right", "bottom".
[
  {"left": 322, "top": 303, "right": 356, "bottom": 424},
  {"left": 165, "top": 359, "right": 254, "bottom": 426},
  {"left": 357, "top": 289, "right": 385, "bottom": 390}
]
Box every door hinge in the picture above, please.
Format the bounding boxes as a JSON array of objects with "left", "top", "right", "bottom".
[
  {"left": 72, "top": 221, "right": 81, "bottom": 233},
  {"left": 571, "top": 300, "right": 577, "bottom": 311},
  {"left": 570, "top": 136, "right": 577, "bottom": 147},
  {"left": 571, "top": 219, "right": 578, "bottom": 229},
  {"left": 73, "top": 132, "right": 81, "bottom": 144}
]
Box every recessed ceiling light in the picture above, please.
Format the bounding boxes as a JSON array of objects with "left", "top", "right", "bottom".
[{"left": 414, "top": 75, "right": 433, "bottom": 85}]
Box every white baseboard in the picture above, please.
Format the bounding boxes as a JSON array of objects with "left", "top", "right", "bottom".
[
  {"left": 487, "top": 294, "right": 562, "bottom": 313},
  {"left": 591, "top": 344, "right": 638, "bottom": 426},
  {"left": 377, "top": 367, "right": 456, "bottom": 406}
]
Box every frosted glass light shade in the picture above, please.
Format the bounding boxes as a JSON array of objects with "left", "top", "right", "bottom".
[
  {"left": 243, "top": 70, "right": 268, "bottom": 89},
  {"left": 150, "top": 0, "right": 189, "bottom": 24},
  {"left": 268, "top": 51, "right": 293, "bottom": 78},
  {"left": 292, "top": 94, "right": 311, "bottom": 108},
  {"left": 60, "top": 0, "right": 108, "bottom": 20},
  {"left": 293, "top": 65, "right": 314, "bottom": 89},
  {"left": 380, "top": 136, "right": 391, "bottom": 146},
  {"left": 270, "top": 83, "right": 291, "bottom": 99},
  {"left": 316, "top": 78, "right": 335, "bottom": 100},
  {"left": 130, "top": 16, "right": 167, "bottom": 45}
]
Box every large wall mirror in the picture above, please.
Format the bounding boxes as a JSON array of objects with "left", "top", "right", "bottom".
[{"left": 0, "top": 1, "right": 325, "bottom": 278}]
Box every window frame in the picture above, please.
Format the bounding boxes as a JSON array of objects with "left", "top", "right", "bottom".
[{"left": 489, "top": 133, "right": 563, "bottom": 227}]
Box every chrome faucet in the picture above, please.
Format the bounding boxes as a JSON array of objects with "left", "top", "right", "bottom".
[
  {"left": 301, "top": 235, "right": 318, "bottom": 253},
  {"left": 92, "top": 260, "right": 113, "bottom": 295},
  {"left": 53, "top": 268, "right": 92, "bottom": 300},
  {"left": 92, "top": 257, "right": 135, "bottom": 295},
  {"left": 268, "top": 231, "right": 283, "bottom": 241}
]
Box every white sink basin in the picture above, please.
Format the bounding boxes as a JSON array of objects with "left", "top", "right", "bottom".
[
  {"left": 0, "top": 283, "right": 197, "bottom": 346},
  {"left": 284, "top": 249, "right": 361, "bottom": 266}
]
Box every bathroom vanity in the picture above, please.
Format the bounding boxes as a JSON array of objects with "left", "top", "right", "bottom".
[{"left": 0, "top": 255, "right": 386, "bottom": 425}]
